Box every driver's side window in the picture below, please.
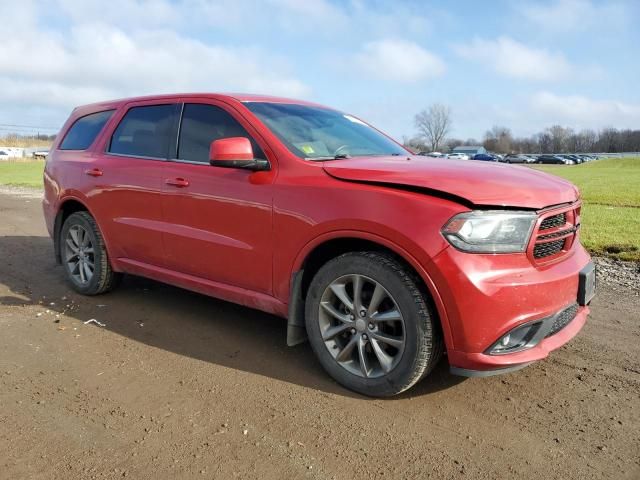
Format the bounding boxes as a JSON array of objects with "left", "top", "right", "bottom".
[{"left": 177, "top": 103, "right": 266, "bottom": 163}]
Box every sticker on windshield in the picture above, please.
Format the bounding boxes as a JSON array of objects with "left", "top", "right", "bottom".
[
  {"left": 343, "top": 114, "right": 368, "bottom": 126},
  {"left": 300, "top": 145, "right": 315, "bottom": 154}
]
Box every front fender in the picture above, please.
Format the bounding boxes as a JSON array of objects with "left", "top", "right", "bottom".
[{"left": 286, "top": 228, "right": 455, "bottom": 353}]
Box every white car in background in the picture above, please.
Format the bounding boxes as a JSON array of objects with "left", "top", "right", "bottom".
[
  {"left": 447, "top": 152, "right": 470, "bottom": 160},
  {"left": 0, "top": 150, "right": 10, "bottom": 160}
]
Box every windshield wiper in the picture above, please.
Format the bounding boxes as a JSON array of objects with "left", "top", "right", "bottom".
[{"left": 305, "top": 153, "right": 351, "bottom": 161}]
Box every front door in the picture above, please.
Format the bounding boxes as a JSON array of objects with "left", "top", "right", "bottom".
[{"left": 161, "top": 101, "right": 274, "bottom": 294}]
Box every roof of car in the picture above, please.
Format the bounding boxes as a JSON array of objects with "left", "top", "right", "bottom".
[{"left": 73, "top": 93, "right": 327, "bottom": 115}]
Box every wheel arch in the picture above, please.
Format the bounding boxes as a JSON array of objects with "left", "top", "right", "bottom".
[
  {"left": 53, "top": 197, "right": 107, "bottom": 265},
  {"left": 287, "top": 231, "right": 453, "bottom": 352}
]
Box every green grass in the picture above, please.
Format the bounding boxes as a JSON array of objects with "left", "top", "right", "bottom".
[
  {"left": 0, "top": 160, "right": 44, "bottom": 188},
  {"left": 531, "top": 157, "right": 640, "bottom": 261},
  {"left": 1, "top": 158, "right": 638, "bottom": 260},
  {"left": 531, "top": 157, "right": 640, "bottom": 208}
]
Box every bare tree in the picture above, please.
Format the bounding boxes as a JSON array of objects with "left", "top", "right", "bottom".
[
  {"left": 547, "top": 125, "right": 570, "bottom": 152},
  {"left": 414, "top": 103, "right": 452, "bottom": 152},
  {"left": 402, "top": 135, "right": 427, "bottom": 153},
  {"left": 536, "top": 132, "right": 553, "bottom": 153},
  {"left": 483, "top": 126, "right": 513, "bottom": 154}
]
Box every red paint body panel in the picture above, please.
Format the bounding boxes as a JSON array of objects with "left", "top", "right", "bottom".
[
  {"left": 323, "top": 155, "right": 580, "bottom": 209},
  {"left": 43, "top": 93, "right": 592, "bottom": 375}
]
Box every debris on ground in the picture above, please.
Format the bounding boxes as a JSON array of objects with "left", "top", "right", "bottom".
[{"left": 84, "top": 319, "right": 106, "bottom": 327}]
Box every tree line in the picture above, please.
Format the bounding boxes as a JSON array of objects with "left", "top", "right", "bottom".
[{"left": 406, "top": 103, "right": 640, "bottom": 154}]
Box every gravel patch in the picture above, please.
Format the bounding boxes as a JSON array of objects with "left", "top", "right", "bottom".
[
  {"left": 0, "top": 185, "right": 43, "bottom": 199},
  {"left": 594, "top": 256, "right": 640, "bottom": 294}
]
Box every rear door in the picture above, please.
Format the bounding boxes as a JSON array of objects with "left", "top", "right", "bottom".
[
  {"left": 88, "top": 100, "right": 180, "bottom": 267},
  {"left": 161, "top": 100, "right": 275, "bottom": 294}
]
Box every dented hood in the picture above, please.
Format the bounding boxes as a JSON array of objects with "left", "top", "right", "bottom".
[{"left": 322, "top": 155, "right": 579, "bottom": 209}]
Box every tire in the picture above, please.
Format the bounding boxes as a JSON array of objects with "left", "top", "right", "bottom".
[
  {"left": 305, "top": 252, "right": 443, "bottom": 397},
  {"left": 60, "top": 211, "right": 121, "bottom": 295}
]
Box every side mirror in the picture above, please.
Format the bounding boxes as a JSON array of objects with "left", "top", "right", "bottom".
[{"left": 209, "top": 137, "right": 269, "bottom": 171}]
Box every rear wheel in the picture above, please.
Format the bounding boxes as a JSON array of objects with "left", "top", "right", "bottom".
[
  {"left": 305, "top": 252, "right": 443, "bottom": 397},
  {"left": 60, "top": 211, "right": 121, "bottom": 295}
]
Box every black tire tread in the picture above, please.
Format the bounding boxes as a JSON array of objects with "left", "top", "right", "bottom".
[
  {"left": 358, "top": 252, "right": 443, "bottom": 393},
  {"left": 61, "top": 211, "right": 120, "bottom": 295},
  {"left": 307, "top": 251, "right": 444, "bottom": 396}
]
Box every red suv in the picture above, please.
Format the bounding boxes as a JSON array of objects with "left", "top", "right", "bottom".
[{"left": 43, "top": 94, "right": 595, "bottom": 396}]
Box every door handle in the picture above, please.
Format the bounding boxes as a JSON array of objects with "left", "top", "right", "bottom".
[
  {"left": 165, "top": 178, "right": 190, "bottom": 188},
  {"left": 84, "top": 168, "right": 103, "bottom": 177}
]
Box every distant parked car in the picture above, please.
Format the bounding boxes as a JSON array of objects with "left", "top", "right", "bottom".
[
  {"left": 537, "top": 155, "right": 572, "bottom": 165},
  {"left": 33, "top": 150, "right": 49, "bottom": 160},
  {"left": 472, "top": 153, "right": 497, "bottom": 161},
  {"left": 447, "top": 153, "right": 470, "bottom": 160},
  {"left": 503, "top": 154, "right": 535, "bottom": 164},
  {"left": 417, "top": 151, "right": 445, "bottom": 157},
  {"left": 0, "top": 150, "right": 10, "bottom": 159},
  {"left": 559, "top": 154, "right": 581, "bottom": 164}
]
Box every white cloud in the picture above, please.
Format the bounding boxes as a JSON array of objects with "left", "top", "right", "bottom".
[
  {"left": 455, "top": 36, "right": 573, "bottom": 81},
  {"left": 0, "top": 7, "right": 310, "bottom": 114},
  {"left": 520, "top": 0, "right": 628, "bottom": 32},
  {"left": 530, "top": 91, "right": 640, "bottom": 129},
  {"left": 58, "top": 0, "right": 177, "bottom": 28},
  {"left": 355, "top": 39, "right": 445, "bottom": 83}
]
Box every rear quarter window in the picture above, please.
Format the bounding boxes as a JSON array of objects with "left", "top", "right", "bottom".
[
  {"left": 59, "top": 110, "right": 115, "bottom": 150},
  {"left": 108, "top": 104, "right": 177, "bottom": 159}
]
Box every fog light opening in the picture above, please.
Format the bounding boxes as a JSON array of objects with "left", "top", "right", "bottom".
[{"left": 488, "top": 322, "right": 542, "bottom": 355}]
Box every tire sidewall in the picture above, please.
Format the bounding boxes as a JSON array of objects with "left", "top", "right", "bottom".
[
  {"left": 60, "top": 213, "right": 104, "bottom": 295},
  {"left": 305, "top": 253, "right": 433, "bottom": 397}
]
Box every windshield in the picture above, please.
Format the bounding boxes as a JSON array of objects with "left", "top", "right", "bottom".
[{"left": 244, "top": 102, "right": 407, "bottom": 160}]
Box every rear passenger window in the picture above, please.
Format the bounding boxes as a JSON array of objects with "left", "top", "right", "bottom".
[
  {"left": 177, "top": 104, "right": 266, "bottom": 163},
  {"left": 108, "top": 104, "right": 177, "bottom": 159},
  {"left": 60, "top": 110, "right": 114, "bottom": 150}
]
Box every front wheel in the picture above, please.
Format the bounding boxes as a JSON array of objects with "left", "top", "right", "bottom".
[{"left": 305, "top": 252, "right": 443, "bottom": 397}]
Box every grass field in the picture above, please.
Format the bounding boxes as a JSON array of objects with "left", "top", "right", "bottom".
[
  {"left": 0, "top": 136, "right": 53, "bottom": 148},
  {"left": 0, "top": 160, "right": 45, "bottom": 188},
  {"left": 1, "top": 157, "right": 638, "bottom": 260},
  {"left": 531, "top": 157, "right": 639, "bottom": 261}
]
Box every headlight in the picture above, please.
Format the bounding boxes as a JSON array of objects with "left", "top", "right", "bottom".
[{"left": 442, "top": 211, "right": 537, "bottom": 253}]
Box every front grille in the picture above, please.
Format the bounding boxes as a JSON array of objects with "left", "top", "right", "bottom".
[
  {"left": 530, "top": 204, "right": 580, "bottom": 263},
  {"left": 540, "top": 213, "right": 566, "bottom": 230},
  {"left": 538, "top": 228, "right": 575, "bottom": 240},
  {"left": 545, "top": 303, "right": 579, "bottom": 338},
  {"left": 534, "top": 239, "right": 565, "bottom": 258}
]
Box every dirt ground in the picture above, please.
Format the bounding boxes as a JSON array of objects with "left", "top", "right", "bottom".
[{"left": 0, "top": 190, "right": 638, "bottom": 480}]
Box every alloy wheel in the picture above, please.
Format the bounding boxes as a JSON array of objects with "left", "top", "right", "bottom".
[
  {"left": 64, "top": 225, "right": 95, "bottom": 285},
  {"left": 318, "top": 274, "right": 406, "bottom": 378}
]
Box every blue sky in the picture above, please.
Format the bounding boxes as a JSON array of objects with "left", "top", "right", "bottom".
[{"left": 1, "top": 0, "right": 639, "bottom": 141}]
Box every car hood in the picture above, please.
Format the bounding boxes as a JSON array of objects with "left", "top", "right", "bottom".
[{"left": 322, "top": 155, "right": 579, "bottom": 209}]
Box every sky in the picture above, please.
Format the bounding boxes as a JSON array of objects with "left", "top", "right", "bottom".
[{"left": 1, "top": 0, "right": 639, "bottom": 141}]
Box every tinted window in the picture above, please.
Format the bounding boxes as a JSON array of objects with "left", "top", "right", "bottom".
[
  {"left": 109, "top": 104, "right": 177, "bottom": 158},
  {"left": 177, "top": 103, "right": 265, "bottom": 163},
  {"left": 60, "top": 110, "right": 114, "bottom": 150}
]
